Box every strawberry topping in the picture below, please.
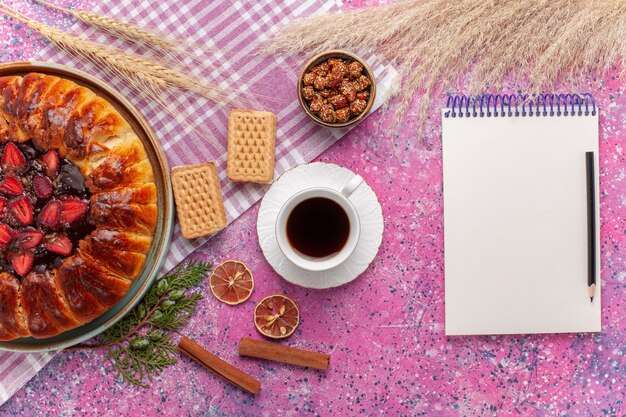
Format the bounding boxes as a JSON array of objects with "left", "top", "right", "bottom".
[
  {"left": 61, "top": 197, "right": 89, "bottom": 224},
  {"left": 9, "top": 196, "right": 33, "bottom": 226},
  {"left": 41, "top": 150, "right": 59, "bottom": 179},
  {"left": 0, "top": 141, "right": 92, "bottom": 278},
  {"left": 44, "top": 234, "right": 73, "bottom": 256},
  {"left": 33, "top": 174, "right": 54, "bottom": 199},
  {"left": 0, "top": 176, "right": 23, "bottom": 196},
  {"left": 1, "top": 142, "right": 27, "bottom": 173},
  {"left": 9, "top": 252, "right": 34, "bottom": 277},
  {"left": 0, "top": 223, "right": 14, "bottom": 247},
  {"left": 17, "top": 228, "right": 44, "bottom": 251},
  {"left": 39, "top": 200, "right": 62, "bottom": 229}
]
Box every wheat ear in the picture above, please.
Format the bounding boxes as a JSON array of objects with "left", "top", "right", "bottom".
[
  {"left": 33, "top": 0, "right": 216, "bottom": 58},
  {"left": 0, "top": 4, "right": 232, "bottom": 105},
  {"left": 33, "top": 0, "right": 179, "bottom": 50},
  {"left": 29, "top": 0, "right": 284, "bottom": 107}
]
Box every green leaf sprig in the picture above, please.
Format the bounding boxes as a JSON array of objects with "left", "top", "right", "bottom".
[{"left": 69, "top": 260, "right": 212, "bottom": 388}]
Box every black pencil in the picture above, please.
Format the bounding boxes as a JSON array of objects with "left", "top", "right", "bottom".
[{"left": 586, "top": 151, "right": 596, "bottom": 302}]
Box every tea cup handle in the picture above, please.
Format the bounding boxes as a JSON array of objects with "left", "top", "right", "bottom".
[{"left": 341, "top": 174, "right": 364, "bottom": 198}]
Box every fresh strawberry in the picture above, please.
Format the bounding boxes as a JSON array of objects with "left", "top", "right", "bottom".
[
  {"left": 0, "top": 176, "right": 23, "bottom": 196},
  {"left": 9, "top": 252, "right": 34, "bottom": 277},
  {"left": 17, "top": 228, "right": 43, "bottom": 251},
  {"left": 0, "top": 196, "right": 6, "bottom": 214},
  {"left": 9, "top": 196, "right": 33, "bottom": 226},
  {"left": 0, "top": 223, "right": 14, "bottom": 247},
  {"left": 38, "top": 200, "right": 62, "bottom": 229},
  {"left": 1, "top": 142, "right": 27, "bottom": 173},
  {"left": 61, "top": 197, "right": 88, "bottom": 224},
  {"left": 33, "top": 175, "right": 53, "bottom": 200},
  {"left": 44, "top": 234, "right": 72, "bottom": 256},
  {"left": 41, "top": 150, "right": 59, "bottom": 179}
]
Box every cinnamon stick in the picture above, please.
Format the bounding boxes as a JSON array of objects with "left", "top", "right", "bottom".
[
  {"left": 239, "top": 338, "right": 330, "bottom": 370},
  {"left": 178, "top": 336, "right": 261, "bottom": 394}
]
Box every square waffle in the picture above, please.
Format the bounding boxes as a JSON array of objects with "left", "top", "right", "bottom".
[
  {"left": 171, "top": 162, "right": 227, "bottom": 239},
  {"left": 227, "top": 110, "right": 276, "bottom": 183}
]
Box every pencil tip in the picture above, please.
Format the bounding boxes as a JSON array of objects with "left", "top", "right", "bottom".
[{"left": 590, "top": 296, "right": 594, "bottom": 302}]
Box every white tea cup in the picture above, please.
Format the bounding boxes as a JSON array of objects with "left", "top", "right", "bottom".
[{"left": 275, "top": 175, "right": 364, "bottom": 271}]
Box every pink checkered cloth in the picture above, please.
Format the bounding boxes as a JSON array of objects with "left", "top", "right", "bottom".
[{"left": 0, "top": 0, "right": 396, "bottom": 405}]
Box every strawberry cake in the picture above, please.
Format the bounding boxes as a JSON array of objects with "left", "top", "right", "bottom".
[{"left": 0, "top": 73, "right": 157, "bottom": 341}]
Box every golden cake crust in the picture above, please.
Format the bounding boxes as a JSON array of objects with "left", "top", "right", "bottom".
[{"left": 0, "top": 73, "right": 156, "bottom": 341}]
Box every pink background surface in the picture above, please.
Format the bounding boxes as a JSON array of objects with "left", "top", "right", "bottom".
[{"left": 1, "top": 1, "right": 626, "bottom": 416}]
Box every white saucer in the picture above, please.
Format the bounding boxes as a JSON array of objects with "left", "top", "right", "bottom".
[{"left": 257, "top": 162, "right": 384, "bottom": 289}]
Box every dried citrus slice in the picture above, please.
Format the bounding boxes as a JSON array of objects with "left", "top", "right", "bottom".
[
  {"left": 209, "top": 260, "right": 254, "bottom": 305},
  {"left": 253, "top": 294, "right": 300, "bottom": 339}
]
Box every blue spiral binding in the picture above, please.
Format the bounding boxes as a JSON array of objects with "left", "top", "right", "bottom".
[{"left": 444, "top": 93, "right": 597, "bottom": 118}]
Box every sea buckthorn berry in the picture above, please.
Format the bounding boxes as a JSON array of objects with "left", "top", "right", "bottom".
[
  {"left": 335, "top": 107, "right": 351, "bottom": 123},
  {"left": 356, "top": 90, "right": 370, "bottom": 101},
  {"left": 348, "top": 61, "right": 364, "bottom": 79},
  {"left": 309, "top": 97, "right": 324, "bottom": 112},
  {"left": 302, "top": 86, "right": 316, "bottom": 100},
  {"left": 313, "top": 75, "right": 327, "bottom": 90},
  {"left": 354, "top": 74, "right": 371, "bottom": 91},
  {"left": 302, "top": 72, "right": 315, "bottom": 86},
  {"left": 350, "top": 98, "right": 367, "bottom": 115},
  {"left": 319, "top": 104, "right": 337, "bottom": 123},
  {"left": 328, "top": 94, "right": 348, "bottom": 109}
]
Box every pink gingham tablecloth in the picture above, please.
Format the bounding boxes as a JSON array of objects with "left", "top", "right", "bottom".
[{"left": 0, "top": 0, "right": 396, "bottom": 405}]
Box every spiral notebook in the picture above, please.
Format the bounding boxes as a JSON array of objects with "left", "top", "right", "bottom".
[{"left": 442, "top": 94, "right": 601, "bottom": 335}]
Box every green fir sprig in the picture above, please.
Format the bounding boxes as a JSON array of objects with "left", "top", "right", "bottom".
[{"left": 69, "top": 260, "right": 211, "bottom": 388}]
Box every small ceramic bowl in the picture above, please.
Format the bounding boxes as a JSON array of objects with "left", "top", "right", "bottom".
[{"left": 297, "top": 50, "right": 376, "bottom": 128}]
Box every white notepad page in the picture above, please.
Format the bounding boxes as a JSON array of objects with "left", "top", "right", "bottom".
[{"left": 442, "top": 110, "right": 601, "bottom": 335}]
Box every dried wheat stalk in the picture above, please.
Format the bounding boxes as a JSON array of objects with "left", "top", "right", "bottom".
[
  {"left": 32, "top": 0, "right": 223, "bottom": 65},
  {"left": 264, "top": 0, "right": 626, "bottom": 135},
  {"left": 29, "top": 0, "right": 284, "bottom": 107},
  {"left": 1, "top": 5, "right": 231, "bottom": 102},
  {"left": 34, "top": 0, "right": 179, "bottom": 50}
]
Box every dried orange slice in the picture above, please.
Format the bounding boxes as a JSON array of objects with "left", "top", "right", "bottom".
[
  {"left": 209, "top": 260, "right": 254, "bottom": 305},
  {"left": 253, "top": 294, "right": 300, "bottom": 339}
]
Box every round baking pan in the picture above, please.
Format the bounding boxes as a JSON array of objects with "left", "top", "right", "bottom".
[{"left": 0, "top": 62, "right": 174, "bottom": 352}]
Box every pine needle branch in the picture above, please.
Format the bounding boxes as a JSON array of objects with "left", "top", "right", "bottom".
[{"left": 68, "top": 260, "right": 211, "bottom": 388}]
